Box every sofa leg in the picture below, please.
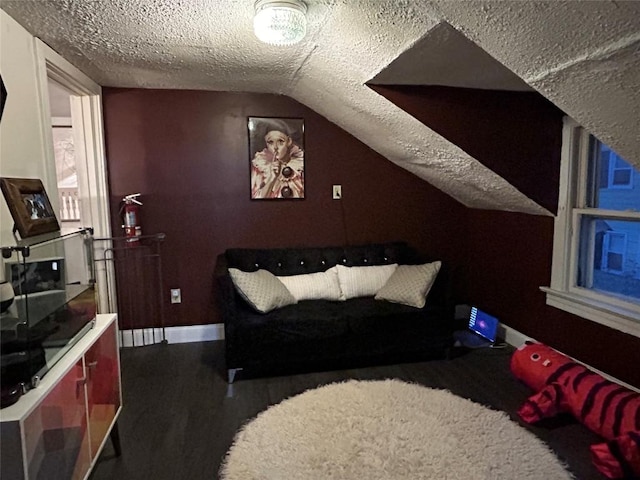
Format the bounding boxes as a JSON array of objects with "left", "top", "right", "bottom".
[{"left": 227, "top": 368, "right": 242, "bottom": 383}]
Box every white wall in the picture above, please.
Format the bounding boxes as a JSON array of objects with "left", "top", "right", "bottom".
[
  {"left": 0, "top": 10, "right": 114, "bottom": 311},
  {"left": 0, "top": 10, "right": 52, "bottom": 248}
]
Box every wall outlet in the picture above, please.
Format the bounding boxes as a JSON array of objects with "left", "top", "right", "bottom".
[
  {"left": 170, "top": 288, "right": 181, "bottom": 304},
  {"left": 332, "top": 185, "right": 342, "bottom": 199}
]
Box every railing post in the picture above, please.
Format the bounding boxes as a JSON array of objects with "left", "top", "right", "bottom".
[{"left": 58, "top": 187, "right": 81, "bottom": 221}]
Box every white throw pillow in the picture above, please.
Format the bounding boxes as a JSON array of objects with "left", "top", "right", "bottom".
[
  {"left": 375, "top": 261, "right": 441, "bottom": 308},
  {"left": 335, "top": 263, "right": 398, "bottom": 300},
  {"left": 277, "top": 267, "right": 342, "bottom": 302},
  {"left": 229, "top": 268, "right": 297, "bottom": 313}
]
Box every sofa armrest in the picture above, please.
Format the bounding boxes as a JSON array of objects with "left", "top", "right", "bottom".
[
  {"left": 441, "top": 263, "right": 457, "bottom": 322},
  {"left": 421, "top": 260, "right": 456, "bottom": 323},
  {"left": 215, "top": 253, "right": 243, "bottom": 368},
  {"left": 214, "top": 253, "right": 238, "bottom": 325}
]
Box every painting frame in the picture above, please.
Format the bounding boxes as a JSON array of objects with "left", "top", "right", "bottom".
[
  {"left": 248, "top": 116, "right": 305, "bottom": 200},
  {"left": 0, "top": 177, "right": 60, "bottom": 238}
]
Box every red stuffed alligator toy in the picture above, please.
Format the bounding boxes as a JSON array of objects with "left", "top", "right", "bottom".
[{"left": 511, "top": 342, "right": 640, "bottom": 479}]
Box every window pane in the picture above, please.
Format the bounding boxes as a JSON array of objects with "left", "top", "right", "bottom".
[
  {"left": 607, "top": 252, "right": 623, "bottom": 271},
  {"left": 608, "top": 232, "right": 625, "bottom": 253},
  {"left": 588, "top": 138, "right": 639, "bottom": 207},
  {"left": 578, "top": 217, "right": 640, "bottom": 302},
  {"left": 598, "top": 151, "right": 610, "bottom": 189},
  {"left": 614, "top": 156, "right": 629, "bottom": 169},
  {"left": 612, "top": 169, "right": 631, "bottom": 186}
]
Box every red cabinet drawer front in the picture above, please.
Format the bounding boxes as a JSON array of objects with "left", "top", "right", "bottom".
[
  {"left": 85, "top": 321, "right": 120, "bottom": 457},
  {"left": 23, "top": 360, "right": 90, "bottom": 480}
]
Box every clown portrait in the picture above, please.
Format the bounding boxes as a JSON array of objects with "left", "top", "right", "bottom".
[{"left": 248, "top": 117, "right": 304, "bottom": 200}]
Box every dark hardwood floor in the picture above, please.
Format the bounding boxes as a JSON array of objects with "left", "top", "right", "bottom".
[{"left": 90, "top": 341, "right": 604, "bottom": 480}]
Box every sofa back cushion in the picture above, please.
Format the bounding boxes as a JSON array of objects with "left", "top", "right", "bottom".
[{"left": 225, "top": 242, "right": 412, "bottom": 276}]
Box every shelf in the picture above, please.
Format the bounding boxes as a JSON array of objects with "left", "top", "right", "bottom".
[
  {"left": 1, "top": 228, "right": 96, "bottom": 392},
  {"left": 1, "top": 227, "right": 93, "bottom": 255}
]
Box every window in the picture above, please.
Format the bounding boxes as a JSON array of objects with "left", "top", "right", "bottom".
[
  {"left": 542, "top": 118, "right": 640, "bottom": 337},
  {"left": 599, "top": 145, "right": 633, "bottom": 189},
  {"left": 600, "top": 231, "right": 626, "bottom": 273}
]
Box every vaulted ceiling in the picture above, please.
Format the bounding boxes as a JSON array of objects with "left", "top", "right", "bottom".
[{"left": 2, "top": 0, "right": 639, "bottom": 215}]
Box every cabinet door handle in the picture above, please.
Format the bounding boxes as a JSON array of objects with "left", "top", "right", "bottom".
[
  {"left": 86, "top": 360, "right": 98, "bottom": 381},
  {"left": 76, "top": 376, "right": 87, "bottom": 397}
]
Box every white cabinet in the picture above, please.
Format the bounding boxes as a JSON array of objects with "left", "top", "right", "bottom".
[{"left": 1, "top": 314, "right": 121, "bottom": 480}]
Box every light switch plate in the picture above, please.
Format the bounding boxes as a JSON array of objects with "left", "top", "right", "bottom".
[
  {"left": 171, "top": 288, "right": 181, "bottom": 304},
  {"left": 332, "top": 185, "right": 342, "bottom": 199}
]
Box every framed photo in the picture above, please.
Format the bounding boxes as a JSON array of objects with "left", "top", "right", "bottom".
[
  {"left": 0, "top": 177, "right": 60, "bottom": 238},
  {"left": 248, "top": 117, "right": 304, "bottom": 199}
]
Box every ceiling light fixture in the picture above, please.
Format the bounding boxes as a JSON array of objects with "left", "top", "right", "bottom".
[{"left": 254, "top": 0, "right": 307, "bottom": 46}]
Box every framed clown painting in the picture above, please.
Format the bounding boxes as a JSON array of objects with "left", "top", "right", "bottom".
[{"left": 248, "top": 117, "right": 305, "bottom": 200}]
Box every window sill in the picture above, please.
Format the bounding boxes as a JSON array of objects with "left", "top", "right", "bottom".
[{"left": 541, "top": 286, "right": 640, "bottom": 338}]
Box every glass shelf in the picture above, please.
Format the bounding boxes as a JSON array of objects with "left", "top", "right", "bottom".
[{"left": 1, "top": 228, "right": 97, "bottom": 399}]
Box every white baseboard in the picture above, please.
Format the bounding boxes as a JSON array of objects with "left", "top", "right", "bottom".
[
  {"left": 119, "top": 323, "right": 224, "bottom": 347},
  {"left": 499, "top": 324, "right": 534, "bottom": 348},
  {"left": 501, "top": 323, "right": 638, "bottom": 393}
]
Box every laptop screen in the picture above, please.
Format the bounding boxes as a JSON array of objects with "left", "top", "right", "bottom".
[{"left": 468, "top": 307, "right": 499, "bottom": 342}]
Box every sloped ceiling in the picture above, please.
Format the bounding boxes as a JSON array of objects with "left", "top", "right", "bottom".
[{"left": 2, "top": 0, "right": 639, "bottom": 216}]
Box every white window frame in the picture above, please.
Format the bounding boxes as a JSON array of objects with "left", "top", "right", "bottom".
[{"left": 541, "top": 117, "right": 640, "bottom": 338}]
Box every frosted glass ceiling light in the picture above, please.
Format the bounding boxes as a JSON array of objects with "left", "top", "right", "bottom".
[{"left": 254, "top": 0, "right": 307, "bottom": 46}]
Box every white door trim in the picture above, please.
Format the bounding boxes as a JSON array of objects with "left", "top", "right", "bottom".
[{"left": 34, "top": 39, "right": 115, "bottom": 314}]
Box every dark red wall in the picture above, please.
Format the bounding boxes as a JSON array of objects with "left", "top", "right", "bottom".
[
  {"left": 102, "top": 86, "right": 640, "bottom": 387},
  {"left": 371, "top": 86, "right": 562, "bottom": 213},
  {"left": 373, "top": 85, "right": 640, "bottom": 387},
  {"left": 463, "top": 210, "right": 639, "bottom": 387},
  {"left": 102, "top": 89, "right": 467, "bottom": 330}
]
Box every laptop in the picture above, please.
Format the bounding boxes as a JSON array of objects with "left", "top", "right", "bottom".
[{"left": 453, "top": 306, "right": 499, "bottom": 348}]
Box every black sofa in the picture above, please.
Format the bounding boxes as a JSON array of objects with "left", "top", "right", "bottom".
[{"left": 215, "top": 242, "right": 455, "bottom": 382}]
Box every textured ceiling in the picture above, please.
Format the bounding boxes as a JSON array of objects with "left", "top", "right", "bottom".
[{"left": 2, "top": 0, "right": 639, "bottom": 215}]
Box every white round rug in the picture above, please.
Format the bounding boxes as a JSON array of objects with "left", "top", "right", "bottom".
[{"left": 220, "top": 379, "right": 572, "bottom": 480}]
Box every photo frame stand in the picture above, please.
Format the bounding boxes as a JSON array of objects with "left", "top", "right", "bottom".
[{"left": 1, "top": 177, "right": 60, "bottom": 240}]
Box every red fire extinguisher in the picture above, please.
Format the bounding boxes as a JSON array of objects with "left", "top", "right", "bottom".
[{"left": 121, "top": 193, "right": 142, "bottom": 244}]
